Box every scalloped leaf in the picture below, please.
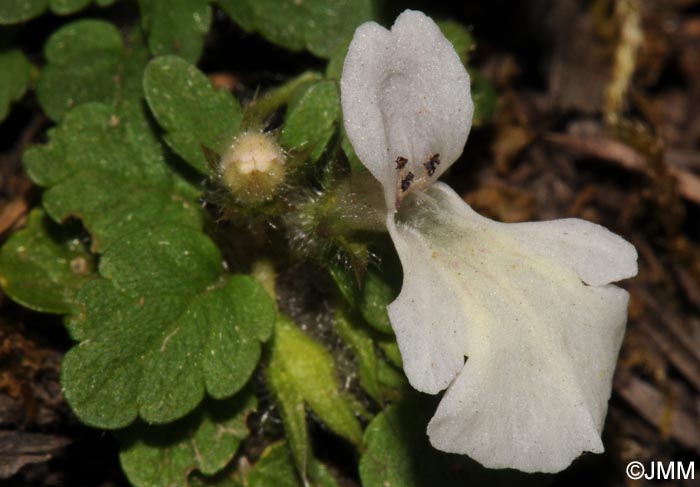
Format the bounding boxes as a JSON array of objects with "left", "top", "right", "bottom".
[
  {"left": 120, "top": 392, "right": 256, "bottom": 487},
  {"left": 0, "top": 208, "right": 95, "bottom": 314},
  {"left": 138, "top": 0, "right": 211, "bottom": 63},
  {"left": 0, "top": 0, "right": 46, "bottom": 24},
  {"left": 62, "top": 225, "right": 275, "bottom": 428},
  {"left": 0, "top": 0, "right": 116, "bottom": 24},
  {"left": 217, "top": 0, "right": 374, "bottom": 59},
  {"left": 144, "top": 56, "right": 242, "bottom": 175},
  {"left": 24, "top": 102, "right": 202, "bottom": 252},
  {"left": 36, "top": 20, "right": 149, "bottom": 120}
]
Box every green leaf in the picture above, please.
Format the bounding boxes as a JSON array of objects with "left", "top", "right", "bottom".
[
  {"left": 361, "top": 402, "right": 539, "bottom": 487},
  {"left": 0, "top": 49, "right": 31, "bottom": 122},
  {"left": 0, "top": 0, "right": 114, "bottom": 24},
  {"left": 36, "top": 19, "right": 148, "bottom": 120},
  {"left": 267, "top": 365, "right": 308, "bottom": 483},
  {"left": 281, "top": 81, "right": 340, "bottom": 162},
  {"left": 189, "top": 473, "right": 242, "bottom": 487},
  {"left": 307, "top": 461, "right": 341, "bottom": 487},
  {"left": 138, "top": 0, "right": 211, "bottom": 63},
  {"left": 334, "top": 309, "right": 381, "bottom": 402},
  {"left": 245, "top": 443, "right": 339, "bottom": 487},
  {"left": 325, "top": 35, "right": 351, "bottom": 82},
  {"left": 144, "top": 56, "right": 243, "bottom": 175},
  {"left": 330, "top": 263, "right": 397, "bottom": 335},
  {"left": 214, "top": 0, "right": 254, "bottom": 32},
  {"left": 335, "top": 309, "right": 408, "bottom": 403},
  {"left": 361, "top": 402, "right": 439, "bottom": 487},
  {"left": 24, "top": 102, "right": 202, "bottom": 251},
  {"left": 120, "top": 392, "right": 256, "bottom": 487},
  {"left": 37, "top": 20, "right": 122, "bottom": 120},
  {"left": 470, "top": 68, "right": 497, "bottom": 126},
  {"left": 0, "top": 208, "right": 95, "bottom": 314},
  {"left": 218, "top": 0, "right": 374, "bottom": 59},
  {"left": 0, "top": 0, "right": 47, "bottom": 24},
  {"left": 50, "top": 0, "right": 91, "bottom": 15},
  {"left": 62, "top": 225, "right": 276, "bottom": 428},
  {"left": 377, "top": 357, "right": 407, "bottom": 393},
  {"left": 188, "top": 442, "right": 340, "bottom": 487},
  {"left": 340, "top": 129, "right": 365, "bottom": 173},
  {"left": 247, "top": 443, "right": 299, "bottom": 487},
  {"left": 328, "top": 260, "right": 356, "bottom": 306},
  {"left": 267, "top": 316, "right": 362, "bottom": 479},
  {"left": 377, "top": 339, "right": 402, "bottom": 368},
  {"left": 437, "top": 20, "right": 474, "bottom": 66},
  {"left": 359, "top": 269, "right": 396, "bottom": 333},
  {"left": 267, "top": 319, "right": 311, "bottom": 482}
]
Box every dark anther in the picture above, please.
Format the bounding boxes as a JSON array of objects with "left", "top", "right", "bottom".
[
  {"left": 395, "top": 156, "right": 408, "bottom": 169},
  {"left": 424, "top": 153, "right": 441, "bottom": 176},
  {"left": 400, "top": 172, "right": 415, "bottom": 192}
]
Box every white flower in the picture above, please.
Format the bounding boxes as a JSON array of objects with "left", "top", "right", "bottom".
[{"left": 341, "top": 10, "right": 638, "bottom": 473}]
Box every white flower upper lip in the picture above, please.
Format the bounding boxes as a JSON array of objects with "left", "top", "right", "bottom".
[
  {"left": 341, "top": 9, "right": 639, "bottom": 474},
  {"left": 340, "top": 9, "right": 473, "bottom": 208}
]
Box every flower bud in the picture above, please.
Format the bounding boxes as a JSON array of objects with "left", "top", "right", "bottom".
[{"left": 219, "top": 131, "right": 286, "bottom": 205}]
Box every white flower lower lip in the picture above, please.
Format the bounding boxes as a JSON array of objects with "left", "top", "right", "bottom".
[
  {"left": 388, "top": 183, "right": 636, "bottom": 472},
  {"left": 341, "top": 9, "right": 638, "bottom": 473}
]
